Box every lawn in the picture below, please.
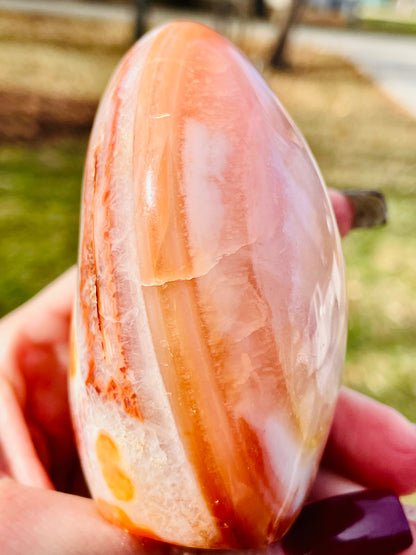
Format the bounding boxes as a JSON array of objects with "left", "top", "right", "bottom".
[
  {"left": 1, "top": 12, "right": 416, "bottom": 430},
  {"left": 357, "top": 5, "right": 416, "bottom": 35},
  {"left": 0, "top": 138, "right": 85, "bottom": 311}
]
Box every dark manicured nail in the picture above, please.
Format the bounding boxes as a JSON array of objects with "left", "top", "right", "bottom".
[
  {"left": 343, "top": 190, "right": 388, "bottom": 230},
  {"left": 282, "top": 489, "right": 412, "bottom": 555}
]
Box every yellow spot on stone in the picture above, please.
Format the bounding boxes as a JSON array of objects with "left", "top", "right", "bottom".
[
  {"left": 97, "top": 498, "right": 163, "bottom": 541},
  {"left": 96, "top": 433, "right": 118, "bottom": 461},
  {"left": 96, "top": 432, "right": 135, "bottom": 501}
]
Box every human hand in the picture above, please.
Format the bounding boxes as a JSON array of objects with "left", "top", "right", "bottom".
[
  {"left": 0, "top": 191, "right": 414, "bottom": 554},
  {"left": 0, "top": 266, "right": 150, "bottom": 554}
]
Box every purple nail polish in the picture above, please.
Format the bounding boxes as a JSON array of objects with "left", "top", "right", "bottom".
[{"left": 282, "top": 489, "right": 413, "bottom": 555}]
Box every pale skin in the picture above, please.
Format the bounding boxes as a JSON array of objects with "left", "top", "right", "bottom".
[{"left": 0, "top": 192, "right": 415, "bottom": 554}]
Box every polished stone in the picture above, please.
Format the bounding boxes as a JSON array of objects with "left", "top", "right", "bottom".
[{"left": 70, "top": 21, "right": 347, "bottom": 549}]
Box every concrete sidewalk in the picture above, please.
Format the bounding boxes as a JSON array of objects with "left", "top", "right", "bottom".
[
  {"left": 293, "top": 26, "right": 416, "bottom": 119},
  {"left": 1, "top": 0, "right": 416, "bottom": 118},
  {"left": 0, "top": 0, "right": 134, "bottom": 21}
]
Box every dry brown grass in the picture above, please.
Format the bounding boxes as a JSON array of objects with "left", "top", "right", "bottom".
[{"left": 0, "top": 11, "right": 130, "bottom": 139}]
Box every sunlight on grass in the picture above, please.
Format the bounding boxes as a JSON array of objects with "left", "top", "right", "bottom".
[{"left": 0, "top": 139, "right": 86, "bottom": 315}]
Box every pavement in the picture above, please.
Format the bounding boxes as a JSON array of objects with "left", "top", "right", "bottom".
[
  {"left": 1, "top": 0, "right": 416, "bottom": 118},
  {"left": 0, "top": 0, "right": 134, "bottom": 21},
  {"left": 293, "top": 26, "right": 416, "bottom": 119}
]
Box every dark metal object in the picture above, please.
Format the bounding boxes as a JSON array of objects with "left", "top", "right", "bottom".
[
  {"left": 344, "top": 189, "right": 388, "bottom": 230},
  {"left": 133, "top": 0, "right": 150, "bottom": 41}
]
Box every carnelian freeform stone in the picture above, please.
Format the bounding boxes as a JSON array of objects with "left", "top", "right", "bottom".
[{"left": 70, "top": 21, "right": 347, "bottom": 549}]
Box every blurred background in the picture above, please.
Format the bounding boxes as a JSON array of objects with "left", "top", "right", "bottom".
[{"left": 1, "top": 0, "right": 415, "bottom": 457}]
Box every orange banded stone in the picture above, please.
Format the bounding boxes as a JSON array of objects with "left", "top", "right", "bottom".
[
  {"left": 96, "top": 433, "right": 135, "bottom": 502},
  {"left": 69, "top": 21, "right": 347, "bottom": 549}
]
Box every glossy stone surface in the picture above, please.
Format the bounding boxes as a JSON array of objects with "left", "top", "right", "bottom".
[{"left": 69, "top": 21, "right": 347, "bottom": 549}]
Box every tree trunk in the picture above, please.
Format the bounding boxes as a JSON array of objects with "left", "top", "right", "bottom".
[
  {"left": 133, "top": 0, "right": 150, "bottom": 41},
  {"left": 254, "top": 0, "right": 267, "bottom": 16},
  {"left": 269, "top": 0, "right": 305, "bottom": 69}
]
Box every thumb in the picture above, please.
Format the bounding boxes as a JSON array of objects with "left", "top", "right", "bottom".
[{"left": 0, "top": 478, "right": 158, "bottom": 555}]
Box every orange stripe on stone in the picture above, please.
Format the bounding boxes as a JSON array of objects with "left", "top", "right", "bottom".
[
  {"left": 69, "top": 320, "right": 77, "bottom": 379},
  {"left": 79, "top": 64, "right": 144, "bottom": 422},
  {"left": 96, "top": 432, "right": 135, "bottom": 501},
  {"left": 135, "top": 25, "right": 288, "bottom": 545},
  {"left": 96, "top": 499, "right": 163, "bottom": 542}
]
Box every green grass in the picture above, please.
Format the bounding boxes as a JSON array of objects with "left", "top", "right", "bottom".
[
  {"left": 357, "top": 6, "right": 416, "bottom": 35},
  {"left": 0, "top": 138, "right": 86, "bottom": 315},
  {"left": 359, "top": 18, "right": 416, "bottom": 35}
]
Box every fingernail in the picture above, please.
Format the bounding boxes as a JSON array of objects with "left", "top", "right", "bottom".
[
  {"left": 343, "top": 190, "right": 388, "bottom": 230},
  {"left": 282, "top": 489, "right": 413, "bottom": 555}
]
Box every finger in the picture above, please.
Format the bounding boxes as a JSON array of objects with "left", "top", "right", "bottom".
[
  {"left": 0, "top": 377, "right": 52, "bottom": 489},
  {"left": 0, "top": 266, "right": 77, "bottom": 404},
  {"left": 12, "top": 331, "right": 77, "bottom": 491},
  {"left": 309, "top": 467, "right": 363, "bottom": 502},
  {"left": 0, "top": 478, "right": 161, "bottom": 555},
  {"left": 0, "top": 478, "right": 286, "bottom": 555},
  {"left": 329, "top": 189, "right": 355, "bottom": 237},
  {"left": 1, "top": 265, "right": 77, "bottom": 345},
  {"left": 324, "top": 387, "right": 416, "bottom": 495}
]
